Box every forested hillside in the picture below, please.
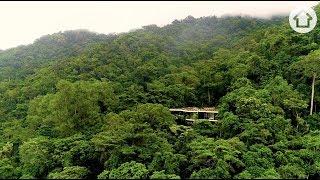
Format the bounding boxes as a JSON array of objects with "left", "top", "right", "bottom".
[{"left": 0, "top": 7, "right": 319, "bottom": 179}]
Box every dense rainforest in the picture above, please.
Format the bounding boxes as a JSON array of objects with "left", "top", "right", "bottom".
[{"left": 0, "top": 5, "right": 320, "bottom": 179}]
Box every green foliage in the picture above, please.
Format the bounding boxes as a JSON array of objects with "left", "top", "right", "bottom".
[
  {"left": 97, "top": 170, "right": 110, "bottom": 179},
  {"left": 26, "top": 80, "right": 118, "bottom": 137},
  {"left": 190, "top": 167, "right": 230, "bottom": 179},
  {"left": 150, "top": 170, "right": 180, "bottom": 179},
  {"left": 148, "top": 152, "right": 187, "bottom": 175},
  {"left": 293, "top": 49, "right": 320, "bottom": 78},
  {"left": 0, "top": 6, "right": 319, "bottom": 179},
  {"left": 108, "top": 161, "right": 148, "bottom": 179},
  {"left": 47, "top": 166, "right": 89, "bottom": 179},
  {"left": 278, "top": 164, "right": 307, "bottom": 179},
  {"left": 188, "top": 137, "right": 245, "bottom": 178},
  {"left": 0, "top": 158, "right": 20, "bottom": 179},
  {"left": 19, "top": 137, "right": 53, "bottom": 178},
  {"left": 124, "top": 103, "right": 175, "bottom": 130}
]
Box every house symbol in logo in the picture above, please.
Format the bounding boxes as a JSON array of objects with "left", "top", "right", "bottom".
[
  {"left": 293, "top": 10, "right": 313, "bottom": 28},
  {"left": 289, "top": 7, "right": 317, "bottom": 33}
]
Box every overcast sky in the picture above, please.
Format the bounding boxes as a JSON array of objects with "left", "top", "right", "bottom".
[{"left": 0, "top": 1, "right": 318, "bottom": 50}]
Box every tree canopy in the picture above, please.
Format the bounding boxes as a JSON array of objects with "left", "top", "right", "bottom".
[{"left": 0, "top": 5, "right": 319, "bottom": 179}]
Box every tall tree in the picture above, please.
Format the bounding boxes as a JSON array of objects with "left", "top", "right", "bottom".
[{"left": 293, "top": 50, "right": 320, "bottom": 115}]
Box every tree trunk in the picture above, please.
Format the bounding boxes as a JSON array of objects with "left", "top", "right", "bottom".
[{"left": 310, "top": 73, "right": 316, "bottom": 115}]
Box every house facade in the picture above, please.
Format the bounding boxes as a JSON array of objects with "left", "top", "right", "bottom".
[{"left": 169, "top": 107, "right": 218, "bottom": 124}]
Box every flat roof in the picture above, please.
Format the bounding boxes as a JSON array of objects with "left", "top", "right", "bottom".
[
  {"left": 169, "top": 107, "right": 218, "bottom": 113},
  {"left": 186, "top": 118, "right": 218, "bottom": 122}
]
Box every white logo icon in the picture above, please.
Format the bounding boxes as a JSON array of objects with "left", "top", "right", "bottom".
[{"left": 289, "top": 7, "right": 317, "bottom": 33}]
